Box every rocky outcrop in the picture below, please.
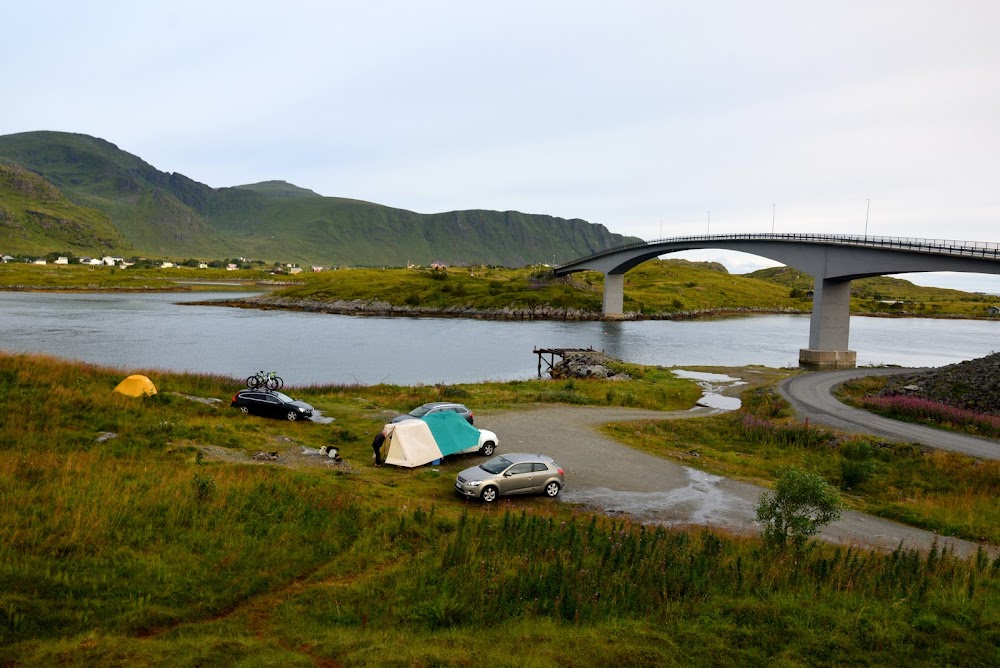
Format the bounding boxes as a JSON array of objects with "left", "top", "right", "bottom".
[
  {"left": 881, "top": 352, "right": 1000, "bottom": 415},
  {"left": 550, "top": 351, "right": 632, "bottom": 380}
]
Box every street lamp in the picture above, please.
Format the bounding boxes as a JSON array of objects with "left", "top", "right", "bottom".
[
  {"left": 771, "top": 203, "right": 775, "bottom": 233},
  {"left": 865, "top": 198, "right": 870, "bottom": 236}
]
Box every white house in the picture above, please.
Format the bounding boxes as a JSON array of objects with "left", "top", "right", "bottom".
[
  {"left": 2, "top": 255, "right": 14, "bottom": 263},
  {"left": 33, "top": 259, "right": 47, "bottom": 265},
  {"left": 55, "top": 257, "right": 69, "bottom": 265},
  {"left": 161, "top": 261, "right": 174, "bottom": 268},
  {"left": 198, "top": 263, "right": 208, "bottom": 269}
]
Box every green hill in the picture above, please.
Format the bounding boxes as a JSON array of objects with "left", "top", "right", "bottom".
[
  {"left": 0, "top": 164, "right": 130, "bottom": 254},
  {"left": 747, "top": 265, "right": 979, "bottom": 301},
  {"left": 0, "top": 131, "right": 639, "bottom": 266},
  {"left": 747, "top": 265, "right": 996, "bottom": 316}
]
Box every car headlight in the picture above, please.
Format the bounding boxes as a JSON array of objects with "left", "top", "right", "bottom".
[{"left": 466, "top": 480, "right": 482, "bottom": 487}]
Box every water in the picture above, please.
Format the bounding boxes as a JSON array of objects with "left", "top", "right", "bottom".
[
  {"left": 1, "top": 291, "right": 997, "bottom": 386},
  {"left": 672, "top": 370, "right": 745, "bottom": 411}
]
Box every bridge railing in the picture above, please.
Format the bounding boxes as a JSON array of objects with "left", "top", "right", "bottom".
[{"left": 559, "top": 233, "right": 1000, "bottom": 268}]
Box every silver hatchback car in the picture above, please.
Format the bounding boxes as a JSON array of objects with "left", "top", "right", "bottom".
[{"left": 455, "top": 453, "right": 565, "bottom": 503}]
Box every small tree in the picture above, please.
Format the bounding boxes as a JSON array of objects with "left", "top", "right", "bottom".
[{"left": 755, "top": 468, "right": 843, "bottom": 549}]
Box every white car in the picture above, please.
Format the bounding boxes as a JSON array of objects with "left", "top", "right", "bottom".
[{"left": 467, "top": 429, "right": 498, "bottom": 457}]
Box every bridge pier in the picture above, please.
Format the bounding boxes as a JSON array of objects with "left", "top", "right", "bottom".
[
  {"left": 602, "top": 273, "right": 625, "bottom": 318},
  {"left": 800, "top": 278, "right": 856, "bottom": 369}
]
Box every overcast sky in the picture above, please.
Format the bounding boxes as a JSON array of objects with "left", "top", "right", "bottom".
[{"left": 5, "top": 1, "right": 1000, "bottom": 291}]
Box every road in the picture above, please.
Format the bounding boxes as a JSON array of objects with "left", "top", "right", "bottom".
[
  {"left": 480, "top": 401, "right": 995, "bottom": 558},
  {"left": 779, "top": 368, "right": 1000, "bottom": 460}
]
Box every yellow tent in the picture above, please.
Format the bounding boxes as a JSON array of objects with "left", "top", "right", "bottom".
[{"left": 113, "top": 374, "right": 157, "bottom": 397}]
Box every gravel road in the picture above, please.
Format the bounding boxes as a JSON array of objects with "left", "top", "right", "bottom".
[{"left": 478, "top": 401, "right": 995, "bottom": 557}]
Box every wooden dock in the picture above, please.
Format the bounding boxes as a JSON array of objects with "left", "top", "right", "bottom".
[{"left": 533, "top": 346, "right": 602, "bottom": 377}]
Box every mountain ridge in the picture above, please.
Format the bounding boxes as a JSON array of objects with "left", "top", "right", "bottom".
[{"left": 0, "top": 131, "right": 640, "bottom": 266}]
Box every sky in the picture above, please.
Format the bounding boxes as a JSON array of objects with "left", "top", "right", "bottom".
[{"left": 5, "top": 1, "right": 1000, "bottom": 292}]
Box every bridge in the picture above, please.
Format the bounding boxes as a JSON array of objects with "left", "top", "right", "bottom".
[{"left": 554, "top": 233, "right": 1000, "bottom": 369}]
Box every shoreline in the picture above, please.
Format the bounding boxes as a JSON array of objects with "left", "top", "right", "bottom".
[{"left": 185, "top": 294, "right": 1000, "bottom": 323}]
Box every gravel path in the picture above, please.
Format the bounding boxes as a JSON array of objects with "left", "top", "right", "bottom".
[
  {"left": 478, "top": 403, "right": 995, "bottom": 557},
  {"left": 779, "top": 369, "right": 1000, "bottom": 460}
]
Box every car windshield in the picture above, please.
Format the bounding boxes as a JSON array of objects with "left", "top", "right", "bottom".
[
  {"left": 408, "top": 404, "right": 435, "bottom": 417},
  {"left": 273, "top": 392, "right": 294, "bottom": 403},
  {"left": 480, "top": 456, "right": 513, "bottom": 474}
]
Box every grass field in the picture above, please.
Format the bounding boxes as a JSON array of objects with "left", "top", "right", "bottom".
[{"left": 2, "top": 353, "right": 999, "bottom": 665}]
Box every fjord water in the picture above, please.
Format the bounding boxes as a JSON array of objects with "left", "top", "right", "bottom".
[{"left": 1, "top": 291, "right": 997, "bottom": 386}]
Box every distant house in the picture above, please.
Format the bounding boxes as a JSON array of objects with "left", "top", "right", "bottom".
[
  {"left": 988, "top": 306, "right": 1000, "bottom": 317},
  {"left": 289, "top": 267, "right": 303, "bottom": 275},
  {"left": 2, "top": 255, "right": 14, "bottom": 263},
  {"left": 161, "top": 262, "right": 174, "bottom": 268},
  {"left": 198, "top": 263, "right": 208, "bottom": 269},
  {"left": 430, "top": 262, "right": 448, "bottom": 270},
  {"left": 102, "top": 256, "right": 120, "bottom": 266},
  {"left": 226, "top": 263, "right": 238, "bottom": 271},
  {"left": 33, "top": 259, "right": 47, "bottom": 265},
  {"left": 55, "top": 257, "right": 69, "bottom": 265},
  {"left": 87, "top": 258, "right": 103, "bottom": 266},
  {"left": 311, "top": 266, "right": 324, "bottom": 273}
]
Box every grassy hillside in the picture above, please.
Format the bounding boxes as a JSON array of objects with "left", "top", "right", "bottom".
[
  {"left": 0, "top": 131, "right": 640, "bottom": 267},
  {"left": 252, "top": 259, "right": 808, "bottom": 316},
  {"left": 0, "top": 165, "right": 130, "bottom": 255},
  {"left": 2, "top": 353, "right": 998, "bottom": 666},
  {"left": 749, "top": 265, "right": 998, "bottom": 317},
  {"left": 0, "top": 132, "right": 238, "bottom": 257}
]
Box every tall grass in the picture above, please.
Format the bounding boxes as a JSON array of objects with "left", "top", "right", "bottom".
[
  {"left": 278, "top": 509, "right": 1000, "bottom": 666},
  {"left": 860, "top": 394, "right": 1000, "bottom": 438}
]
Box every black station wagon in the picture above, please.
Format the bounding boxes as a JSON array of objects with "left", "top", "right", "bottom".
[{"left": 231, "top": 390, "right": 314, "bottom": 421}]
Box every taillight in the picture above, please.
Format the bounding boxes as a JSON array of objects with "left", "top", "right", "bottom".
[
  {"left": 557, "top": 468, "right": 565, "bottom": 475},
  {"left": 231, "top": 394, "right": 239, "bottom": 403}
]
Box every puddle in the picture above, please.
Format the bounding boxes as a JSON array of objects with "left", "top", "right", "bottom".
[
  {"left": 672, "top": 370, "right": 745, "bottom": 411},
  {"left": 561, "top": 467, "right": 758, "bottom": 531},
  {"left": 309, "top": 410, "right": 336, "bottom": 425}
]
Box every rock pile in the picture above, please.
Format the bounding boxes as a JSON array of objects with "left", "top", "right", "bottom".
[
  {"left": 550, "top": 351, "right": 632, "bottom": 380},
  {"left": 881, "top": 352, "right": 1000, "bottom": 415}
]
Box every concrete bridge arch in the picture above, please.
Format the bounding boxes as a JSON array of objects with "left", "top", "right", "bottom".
[{"left": 554, "top": 233, "right": 1000, "bottom": 368}]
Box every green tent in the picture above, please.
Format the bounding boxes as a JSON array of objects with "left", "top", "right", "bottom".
[{"left": 421, "top": 411, "right": 480, "bottom": 456}]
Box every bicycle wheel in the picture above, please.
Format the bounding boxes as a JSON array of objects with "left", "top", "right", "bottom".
[
  {"left": 266, "top": 376, "right": 283, "bottom": 390},
  {"left": 246, "top": 375, "right": 261, "bottom": 389}
]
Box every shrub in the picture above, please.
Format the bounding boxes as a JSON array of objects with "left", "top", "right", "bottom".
[
  {"left": 755, "top": 468, "right": 843, "bottom": 549},
  {"left": 191, "top": 472, "right": 217, "bottom": 503}
]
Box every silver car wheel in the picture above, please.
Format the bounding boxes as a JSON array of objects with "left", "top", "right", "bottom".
[
  {"left": 239, "top": 406, "right": 249, "bottom": 414},
  {"left": 481, "top": 486, "right": 499, "bottom": 503},
  {"left": 480, "top": 441, "right": 496, "bottom": 457},
  {"left": 544, "top": 481, "right": 561, "bottom": 498},
  {"left": 286, "top": 411, "right": 298, "bottom": 421}
]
